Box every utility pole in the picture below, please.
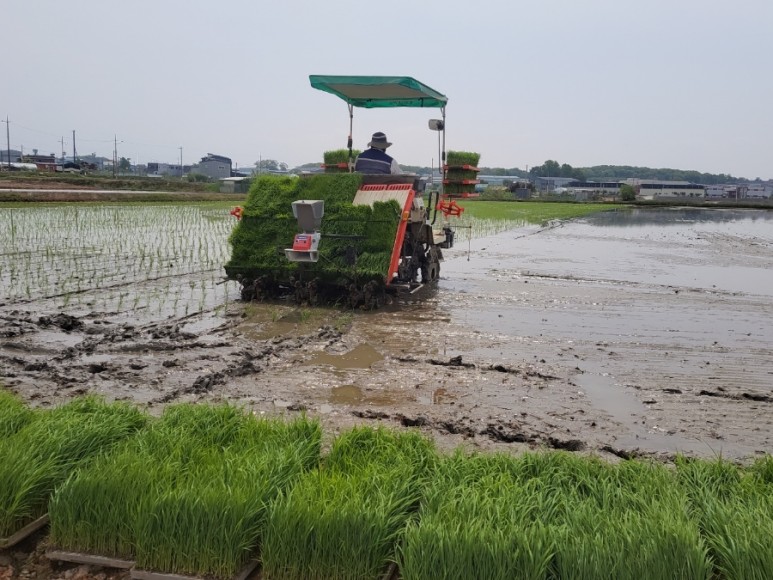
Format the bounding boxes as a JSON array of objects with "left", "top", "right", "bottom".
[
  {"left": 72, "top": 130, "right": 77, "bottom": 163},
  {"left": 179, "top": 146, "right": 183, "bottom": 178},
  {"left": 3, "top": 117, "right": 10, "bottom": 170},
  {"left": 60, "top": 136, "right": 65, "bottom": 163},
  {"left": 113, "top": 134, "right": 118, "bottom": 178}
]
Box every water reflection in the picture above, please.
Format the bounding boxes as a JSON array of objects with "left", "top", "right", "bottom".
[{"left": 581, "top": 207, "right": 773, "bottom": 228}]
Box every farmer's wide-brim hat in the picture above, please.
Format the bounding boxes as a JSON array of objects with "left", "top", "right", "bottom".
[{"left": 368, "top": 132, "right": 392, "bottom": 149}]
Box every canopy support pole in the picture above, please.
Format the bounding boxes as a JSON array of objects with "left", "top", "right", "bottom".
[
  {"left": 441, "top": 105, "right": 447, "bottom": 190},
  {"left": 347, "top": 104, "right": 354, "bottom": 172}
]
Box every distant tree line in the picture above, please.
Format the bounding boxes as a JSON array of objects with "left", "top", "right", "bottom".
[
  {"left": 289, "top": 159, "right": 752, "bottom": 185},
  {"left": 528, "top": 160, "right": 586, "bottom": 181},
  {"left": 579, "top": 165, "right": 738, "bottom": 185}
]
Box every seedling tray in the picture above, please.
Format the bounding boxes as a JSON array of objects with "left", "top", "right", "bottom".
[
  {"left": 46, "top": 549, "right": 135, "bottom": 570},
  {"left": 443, "top": 179, "right": 480, "bottom": 185},
  {"left": 443, "top": 164, "right": 479, "bottom": 172},
  {"left": 0, "top": 514, "right": 50, "bottom": 549},
  {"left": 130, "top": 560, "right": 258, "bottom": 580},
  {"left": 47, "top": 550, "right": 258, "bottom": 580}
]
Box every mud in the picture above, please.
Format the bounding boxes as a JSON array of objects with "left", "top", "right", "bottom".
[
  {"left": 2, "top": 206, "right": 770, "bottom": 466},
  {"left": 2, "top": 206, "right": 772, "bottom": 578}
]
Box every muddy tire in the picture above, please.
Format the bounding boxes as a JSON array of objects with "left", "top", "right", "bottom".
[
  {"left": 240, "top": 280, "right": 256, "bottom": 302},
  {"left": 421, "top": 247, "right": 441, "bottom": 283}
]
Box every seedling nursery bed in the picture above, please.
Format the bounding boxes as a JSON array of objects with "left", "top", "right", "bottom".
[{"left": 1, "top": 392, "right": 772, "bottom": 579}]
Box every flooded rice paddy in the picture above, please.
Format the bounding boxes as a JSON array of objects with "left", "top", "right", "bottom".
[
  {"left": 1, "top": 204, "right": 771, "bottom": 461},
  {"left": 1, "top": 204, "right": 236, "bottom": 320}
]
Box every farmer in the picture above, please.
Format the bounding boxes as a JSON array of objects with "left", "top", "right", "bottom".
[{"left": 354, "top": 132, "right": 402, "bottom": 174}]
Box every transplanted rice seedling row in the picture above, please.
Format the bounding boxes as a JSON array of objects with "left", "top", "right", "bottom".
[
  {"left": 0, "top": 396, "right": 146, "bottom": 539},
  {"left": 261, "top": 426, "right": 438, "bottom": 580},
  {"left": 0, "top": 203, "right": 235, "bottom": 318},
  {"left": 50, "top": 404, "right": 321, "bottom": 579}
]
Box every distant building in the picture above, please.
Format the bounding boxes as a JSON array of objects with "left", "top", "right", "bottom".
[
  {"left": 533, "top": 176, "right": 576, "bottom": 193},
  {"left": 745, "top": 183, "right": 772, "bottom": 198},
  {"left": 0, "top": 149, "right": 22, "bottom": 164},
  {"left": 625, "top": 179, "right": 705, "bottom": 200},
  {"left": 147, "top": 162, "right": 188, "bottom": 177},
  {"left": 566, "top": 180, "right": 622, "bottom": 197},
  {"left": 219, "top": 176, "right": 251, "bottom": 193},
  {"left": 21, "top": 152, "right": 58, "bottom": 171},
  {"left": 706, "top": 183, "right": 772, "bottom": 199},
  {"left": 195, "top": 154, "right": 232, "bottom": 180}
]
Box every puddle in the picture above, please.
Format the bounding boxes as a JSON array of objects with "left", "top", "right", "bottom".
[
  {"left": 326, "top": 384, "right": 403, "bottom": 407},
  {"left": 330, "top": 385, "right": 363, "bottom": 404},
  {"left": 573, "top": 365, "right": 712, "bottom": 455},
  {"left": 306, "top": 343, "right": 383, "bottom": 370},
  {"left": 417, "top": 388, "right": 457, "bottom": 406}
]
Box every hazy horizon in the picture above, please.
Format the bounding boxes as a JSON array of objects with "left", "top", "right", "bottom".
[{"left": 4, "top": 0, "right": 772, "bottom": 180}]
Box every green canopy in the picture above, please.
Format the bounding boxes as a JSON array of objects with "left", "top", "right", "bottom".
[{"left": 309, "top": 75, "right": 447, "bottom": 108}]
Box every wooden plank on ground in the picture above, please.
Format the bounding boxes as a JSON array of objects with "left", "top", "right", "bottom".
[
  {"left": 0, "top": 514, "right": 50, "bottom": 549},
  {"left": 131, "top": 560, "right": 259, "bottom": 580},
  {"left": 46, "top": 550, "right": 136, "bottom": 570}
]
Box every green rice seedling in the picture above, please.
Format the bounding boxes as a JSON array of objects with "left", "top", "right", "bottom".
[
  {"left": 0, "top": 396, "right": 146, "bottom": 538},
  {"left": 0, "top": 389, "right": 35, "bottom": 439},
  {"left": 550, "top": 457, "right": 709, "bottom": 580},
  {"left": 749, "top": 454, "right": 773, "bottom": 484},
  {"left": 445, "top": 151, "right": 481, "bottom": 167},
  {"left": 262, "top": 426, "right": 438, "bottom": 580},
  {"left": 399, "top": 451, "right": 710, "bottom": 580},
  {"left": 676, "top": 456, "right": 773, "bottom": 580},
  {"left": 323, "top": 149, "right": 361, "bottom": 166},
  {"left": 226, "top": 174, "right": 402, "bottom": 288},
  {"left": 50, "top": 404, "right": 321, "bottom": 579},
  {"left": 399, "top": 452, "right": 557, "bottom": 580}
]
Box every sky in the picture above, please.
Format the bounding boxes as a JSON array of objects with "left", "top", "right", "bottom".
[{"left": 3, "top": 0, "right": 772, "bottom": 179}]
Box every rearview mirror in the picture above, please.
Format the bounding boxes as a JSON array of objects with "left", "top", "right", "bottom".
[{"left": 428, "top": 119, "right": 444, "bottom": 131}]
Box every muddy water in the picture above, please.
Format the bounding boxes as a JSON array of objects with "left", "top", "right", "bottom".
[
  {"left": 2, "top": 206, "right": 771, "bottom": 461},
  {"left": 436, "top": 208, "right": 773, "bottom": 457}
]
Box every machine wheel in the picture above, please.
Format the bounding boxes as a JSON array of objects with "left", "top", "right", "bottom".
[
  {"left": 240, "top": 279, "right": 256, "bottom": 301},
  {"left": 421, "top": 247, "right": 441, "bottom": 283},
  {"left": 240, "top": 276, "right": 269, "bottom": 302},
  {"left": 421, "top": 261, "right": 440, "bottom": 283}
]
